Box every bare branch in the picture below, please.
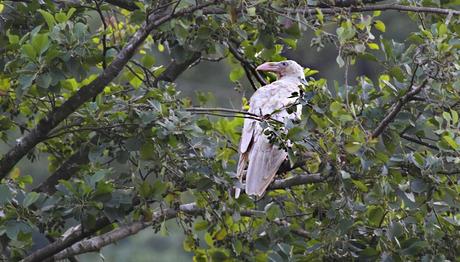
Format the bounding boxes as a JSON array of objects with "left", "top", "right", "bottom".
[
  {"left": 371, "top": 79, "right": 429, "bottom": 138},
  {"left": 269, "top": 173, "right": 325, "bottom": 190},
  {"left": 286, "top": 4, "right": 460, "bottom": 16},
  {"left": 0, "top": 1, "right": 219, "bottom": 178}
]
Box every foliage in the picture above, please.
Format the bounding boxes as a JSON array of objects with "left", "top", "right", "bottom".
[{"left": 0, "top": 0, "right": 459, "bottom": 261}]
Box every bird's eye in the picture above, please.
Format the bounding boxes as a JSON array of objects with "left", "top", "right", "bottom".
[{"left": 281, "top": 62, "right": 288, "bottom": 66}]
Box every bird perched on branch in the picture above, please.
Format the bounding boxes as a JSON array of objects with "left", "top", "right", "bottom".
[{"left": 235, "top": 60, "right": 307, "bottom": 198}]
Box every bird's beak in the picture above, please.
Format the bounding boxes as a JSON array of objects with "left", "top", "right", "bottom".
[{"left": 256, "top": 62, "right": 281, "bottom": 73}]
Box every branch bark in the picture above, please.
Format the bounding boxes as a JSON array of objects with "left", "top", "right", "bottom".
[
  {"left": 22, "top": 218, "right": 112, "bottom": 262},
  {"left": 0, "top": 1, "right": 218, "bottom": 178},
  {"left": 287, "top": 4, "right": 460, "bottom": 16},
  {"left": 371, "top": 79, "right": 429, "bottom": 138}
]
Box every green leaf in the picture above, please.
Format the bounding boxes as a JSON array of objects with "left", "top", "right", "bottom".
[
  {"left": 204, "top": 232, "right": 214, "bottom": 247},
  {"left": 367, "top": 206, "right": 385, "bottom": 226},
  {"left": 38, "top": 9, "right": 56, "bottom": 29},
  {"left": 442, "top": 135, "right": 458, "bottom": 150},
  {"left": 229, "top": 66, "right": 245, "bottom": 82},
  {"left": 344, "top": 142, "right": 361, "bottom": 154},
  {"left": 23, "top": 192, "right": 39, "bottom": 207},
  {"left": 141, "top": 54, "right": 155, "bottom": 68},
  {"left": 451, "top": 110, "right": 458, "bottom": 125},
  {"left": 55, "top": 12, "right": 67, "bottom": 23},
  {"left": 352, "top": 179, "right": 368, "bottom": 192},
  {"left": 374, "top": 20, "right": 386, "bottom": 32},
  {"left": 31, "top": 33, "right": 49, "bottom": 55},
  {"left": 0, "top": 185, "right": 13, "bottom": 205},
  {"left": 67, "top": 7, "right": 76, "bottom": 19},
  {"left": 265, "top": 202, "right": 281, "bottom": 221},
  {"left": 367, "top": 43, "right": 379, "bottom": 50},
  {"left": 22, "top": 44, "right": 37, "bottom": 59},
  {"left": 36, "top": 73, "right": 52, "bottom": 89},
  {"left": 19, "top": 74, "right": 35, "bottom": 90},
  {"left": 411, "top": 179, "right": 428, "bottom": 193},
  {"left": 329, "top": 101, "right": 342, "bottom": 112},
  {"left": 389, "top": 66, "right": 405, "bottom": 82},
  {"left": 5, "top": 221, "right": 31, "bottom": 240},
  {"left": 194, "top": 221, "right": 208, "bottom": 231},
  {"left": 7, "top": 31, "right": 19, "bottom": 44}
]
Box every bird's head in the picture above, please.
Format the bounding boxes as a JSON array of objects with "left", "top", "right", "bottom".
[{"left": 256, "top": 60, "right": 307, "bottom": 84}]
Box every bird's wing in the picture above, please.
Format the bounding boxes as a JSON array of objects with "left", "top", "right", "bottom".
[
  {"left": 235, "top": 109, "right": 257, "bottom": 198},
  {"left": 245, "top": 133, "right": 288, "bottom": 196}
]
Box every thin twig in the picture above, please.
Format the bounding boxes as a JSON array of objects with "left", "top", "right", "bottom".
[
  {"left": 400, "top": 134, "right": 438, "bottom": 150},
  {"left": 371, "top": 79, "right": 429, "bottom": 138},
  {"left": 227, "top": 43, "right": 267, "bottom": 87},
  {"left": 94, "top": 0, "right": 108, "bottom": 69}
]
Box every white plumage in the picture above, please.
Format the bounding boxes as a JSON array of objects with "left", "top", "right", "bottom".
[{"left": 235, "top": 60, "right": 306, "bottom": 198}]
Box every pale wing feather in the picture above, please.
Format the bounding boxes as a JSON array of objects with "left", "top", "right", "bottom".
[{"left": 245, "top": 136, "right": 287, "bottom": 196}]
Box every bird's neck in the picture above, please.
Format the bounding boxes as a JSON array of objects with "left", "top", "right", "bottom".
[{"left": 278, "top": 75, "right": 303, "bottom": 85}]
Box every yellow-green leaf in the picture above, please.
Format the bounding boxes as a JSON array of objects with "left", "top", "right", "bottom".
[
  {"left": 367, "top": 43, "right": 379, "bottom": 50},
  {"left": 374, "top": 20, "right": 386, "bottom": 32},
  {"left": 38, "top": 9, "right": 56, "bottom": 29}
]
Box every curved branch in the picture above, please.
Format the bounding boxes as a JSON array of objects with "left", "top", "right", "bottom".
[{"left": 0, "top": 1, "right": 219, "bottom": 178}]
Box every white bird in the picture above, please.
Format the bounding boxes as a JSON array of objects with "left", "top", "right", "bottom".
[{"left": 235, "top": 60, "right": 306, "bottom": 198}]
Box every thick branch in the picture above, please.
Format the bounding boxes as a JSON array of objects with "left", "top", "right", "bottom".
[
  {"left": 33, "top": 143, "right": 91, "bottom": 194},
  {"left": 287, "top": 4, "right": 460, "bottom": 15},
  {"left": 29, "top": 173, "right": 323, "bottom": 260},
  {"left": 269, "top": 173, "right": 324, "bottom": 189},
  {"left": 55, "top": 194, "right": 315, "bottom": 259},
  {"left": 22, "top": 218, "right": 112, "bottom": 262},
  {"left": 153, "top": 52, "right": 202, "bottom": 84},
  {"left": 371, "top": 79, "right": 428, "bottom": 138},
  {"left": 0, "top": 1, "right": 218, "bottom": 178}
]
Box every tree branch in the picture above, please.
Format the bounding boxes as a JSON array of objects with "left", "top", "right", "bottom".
[
  {"left": 55, "top": 192, "right": 316, "bottom": 259},
  {"left": 227, "top": 43, "right": 267, "bottom": 88},
  {"left": 22, "top": 218, "right": 112, "bottom": 262},
  {"left": 105, "top": 0, "right": 139, "bottom": 11},
  {"left": 287, "top": 4, "right": 460, "bottom": 16},
  {"left": 0, "top": 1, "right": 219, "bottom": 178},
  {"left": 28, "top": 173, "right": 323, "bottom": 260},
  {"left": 400, "top": 134, "right": 438, "bottom": 150},
  {"left": 371, "top": 79, "right": 429, "bottom": 138}
]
